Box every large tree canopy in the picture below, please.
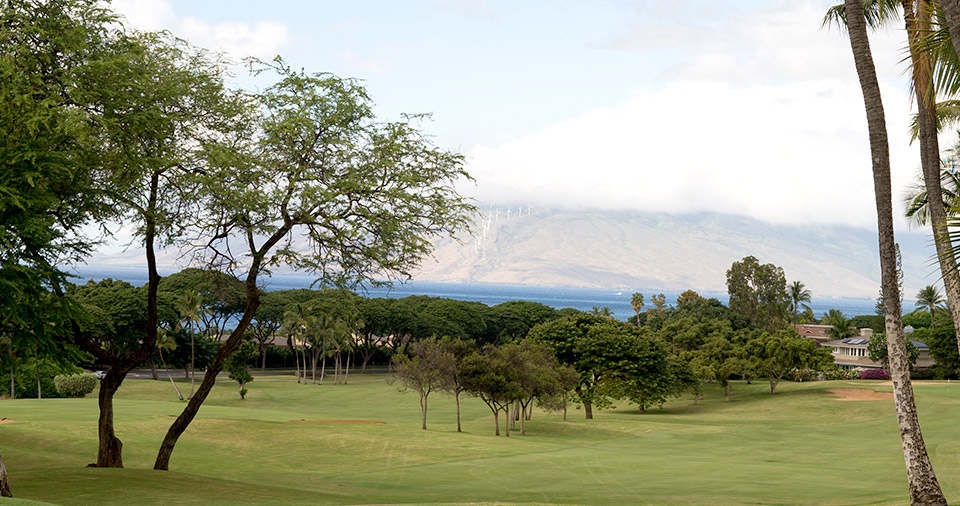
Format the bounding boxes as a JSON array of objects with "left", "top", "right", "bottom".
[{"left": 725, "top": 256, "right": 789, "bottom": 332}]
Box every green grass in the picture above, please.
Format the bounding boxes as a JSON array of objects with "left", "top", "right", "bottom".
[{"left": 1, "top": 375, "right": 959, "bottom": 505}]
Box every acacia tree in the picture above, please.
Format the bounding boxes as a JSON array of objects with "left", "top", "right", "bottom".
[
  {"left": 393, "top": 337, "right": 456, "bottom": 430},
  {"left": 0, "top": 0, "right": 124, "bottom": 463},
  {"left": 834, "top": 0, "right": 946, "bottom": 501},
  {"left": 152, "top": 59, "right": 475, "bottom": 470}
]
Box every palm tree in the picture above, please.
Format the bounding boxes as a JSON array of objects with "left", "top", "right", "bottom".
[
  {"left": 156, "top": 329, "right": 184, "bottom": 401},
  {"left": 830, "top": 0, "right": 947, "bottom": 502},
  {"left": 822, "top": 309, "right": 858, "bottom": 339},
  {"left": 916, "top": 285, "right": 947, "bottom": 328},
  {"left": 630, "top": 292, "right": 644, "bottom": 326},
  {"left": 788, "top": 281, "right": 812, "bottom": 322},
  {"left": 901, "top": 0, "right": 960, "bottom": 369},
  {"left": 175, "top": 291, "right": 206, "bottom": 400}
]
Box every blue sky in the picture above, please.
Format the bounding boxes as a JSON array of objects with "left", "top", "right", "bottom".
[{"left": 112, "top": 0, "right": 922, "bottom": 230}]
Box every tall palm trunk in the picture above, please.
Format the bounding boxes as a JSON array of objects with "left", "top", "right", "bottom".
[
  {"left": 903, "top": 0, "right": 960, "bottom": 360},
  {"left": 843, "top": 1, "right": 947, "bottom": 503}
]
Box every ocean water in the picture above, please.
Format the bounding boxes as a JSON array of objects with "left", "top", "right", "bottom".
[{"left": 72, "top": 266, "right": 880, "bottom": 321}]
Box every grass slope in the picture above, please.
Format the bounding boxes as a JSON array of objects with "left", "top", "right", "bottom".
[{"left": 1, "top": 374, "right": 958, "bottom": 505}]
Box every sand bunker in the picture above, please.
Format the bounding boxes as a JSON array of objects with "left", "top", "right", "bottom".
[
  {"left": 827, "top": 388, "right": 893, "bottom": 401},
  {"left": 0, "top": 418, "right": 15, "bottom": 424},
  {"left": 293, "top": 419, "right": 385, "bottom": 424}
]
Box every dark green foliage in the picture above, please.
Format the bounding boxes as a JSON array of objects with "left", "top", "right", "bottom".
[
  {"left": 901, "top": 310, "right": 931, "bottom": 329},
  {"left": 849, "top": 314, "right": 883, "bottom": 333},
  {"left": 744, "top": 329, "right": 835, "bottom": 394},
  {"left": 912, "top": 325, "right": 958, "bottom": 378},
  {"left": 54, "top": 373, "right": 98, "bottom": 398},
  {"left": 484, "top": 300, "right": 559, "bottom": 344},
  {"left": 725, "top": 256, "right": 790, "bottom": 331},
  {"left": 528, "top": 314, "right": 680, "bottom": 416}
]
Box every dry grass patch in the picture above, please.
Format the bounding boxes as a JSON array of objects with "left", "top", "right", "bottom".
[{"left": 827, "top": 388, "right": 893, "bottom": 401}]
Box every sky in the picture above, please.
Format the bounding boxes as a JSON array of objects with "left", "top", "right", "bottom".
[{"left": 110, "top": 0, "right": 929, "bottom": 231}]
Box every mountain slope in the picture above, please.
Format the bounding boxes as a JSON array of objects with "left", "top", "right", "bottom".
[{"left": 412, "top": 207, "right": 935, "bottom": 298}]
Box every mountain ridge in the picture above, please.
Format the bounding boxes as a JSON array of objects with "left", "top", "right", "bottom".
[{"left": 410, "top": 207, "right": 936, "bottom": 299}]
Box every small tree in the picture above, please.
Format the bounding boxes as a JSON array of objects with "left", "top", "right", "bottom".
[
  {"left": 393, "top": 338, "right": 456, "bottom": 430},
  {"left": 224, "top": 341, "right": 257, "bottom": 399}
]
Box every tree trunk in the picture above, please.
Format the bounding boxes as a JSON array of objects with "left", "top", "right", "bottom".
[
  {"left": 319, "top": 354, "right": 326, "bottom": 385},
  {"left": 903, "top": 0, "right": 960, "bottom": 364},
  {"left": 455, "top": 390, "right": 462, "bottom": 432},
  {"left": 0, "top": 449, "right": 11, "bottom": 498},
  {"left": 420, "top": 393, "right": 428, "bottom": 430},
  {"left": 261, "top": 342, "right": 267, "bottom": 370},
  {"left": 843, "top": 2, "right": 947, "bottom": 503},
  {"left": 577, "top": 386, "right": 593, "bottom": 419},
  {"left": 154, "top": 265, "right": 267, "bottom": 470},
  {"left": 189, "top": 326, "right": 195, "bottom": 399},
  {"left": 150, "top": 359, "right": 158, "bottom": 381},
  {"left": 344, "top": 352, "right": 351, "bottom": 384},
  {"left": 94, "top": 371, "right": 125, "bottom": 468}
]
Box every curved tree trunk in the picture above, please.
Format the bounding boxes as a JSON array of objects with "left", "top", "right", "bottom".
[
  {"left": 843, "top": 2, "right": 947, "bottom": 503},
  {"left": 154, "top": 266, "right": 265, "bottom": 470},
  {"left": 0, "top": 448, "right": 11, "bottom": 498},
  {"left": 903, "top": 0, "right": 960, "bottom": 364},
  {"left": 420, "top": 392, "right": 428, "bottom": 430},
  {"left": 94, "top": 370, "right": 125, "bottom": 468}
]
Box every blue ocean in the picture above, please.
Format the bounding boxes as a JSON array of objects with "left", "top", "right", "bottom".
[{"left": 71, "top": 266, "right": 880, "bottom": 320}]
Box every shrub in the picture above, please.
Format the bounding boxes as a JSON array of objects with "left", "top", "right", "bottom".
[
  {"left": 54, "top": 373, "right": 98, "bottom": 398},
  {"left": 860, "top": 368, "right": 890, "bottom": 380},
  {"left": 819, "top": 369, "right": 860, "bottom": 381}
]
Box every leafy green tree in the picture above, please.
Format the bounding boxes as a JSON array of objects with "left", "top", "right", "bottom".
[
  {"left": 745, "top": 329, "right": 834, "bottom": 394},
  {"left": 725, "top": 256, "right": 789, "bottom": 331},
  {"left": 915, "top": 321, "right": 960, "bottom": 378},
  {"left": 689, "top": 334, "right": 745, "bottom": 401},
  {"left": 160, "top": 268, "right": 246, "bottom": 342},
  {"left": 249, "top": 290, "right": 288, "bottom": 369},
  {"left": 460, "top": 344, "right": 522, "bottom": 436},
  {"left": 393, "top": 337, "right": 456, "bottom": 430},
  {"left": 868, "top": 333, "right": 919, "bottom": 370},
  {"left": 224, "top": 341, "right": 258, "bottom": 399},
  {"left": 507, "top": 339, "right": 576, "bottom": 433},
  {"left": 0, "top": 0, "right": 115, "bottom": 363},
  {"left": 485, "top": 300, "right": 558, "bottom": 344},
  {"left": 153, "top": 59, "right": 475, "bottom": 470},
  {"left": 528, "top": 314, "right": 674, "bottom": 417},
  {"left": 436, "top": 337, "right": 476, "bottom": 432}
]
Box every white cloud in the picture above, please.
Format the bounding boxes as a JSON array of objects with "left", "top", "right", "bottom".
[
  {"left": 462, "top": 0, "right": 922, "bottom": 230},
  {"left": 466, "top": 77, "right": 915, "bottom": 230},
  {"left": 111, "top": 0, "right": 291, "bottom": 62}
]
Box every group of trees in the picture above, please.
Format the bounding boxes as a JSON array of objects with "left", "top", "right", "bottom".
[
  {"left": 1, "top": 0, "right": 474, "bottom": 476},
  {"left": 826, "top": 0, "right": 960, "bottom": 501}
]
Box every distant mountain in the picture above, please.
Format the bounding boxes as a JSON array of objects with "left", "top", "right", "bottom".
[
  {"left": 410, "top": 207, "right": 937, "bottom": 299},
  {"left": 85, "top": 206, "right": 938, "bottom": 299}
]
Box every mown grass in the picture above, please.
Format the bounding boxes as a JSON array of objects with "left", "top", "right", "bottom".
[{"left": 1, "top": 374, "right": 959, "bottom": 505}]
